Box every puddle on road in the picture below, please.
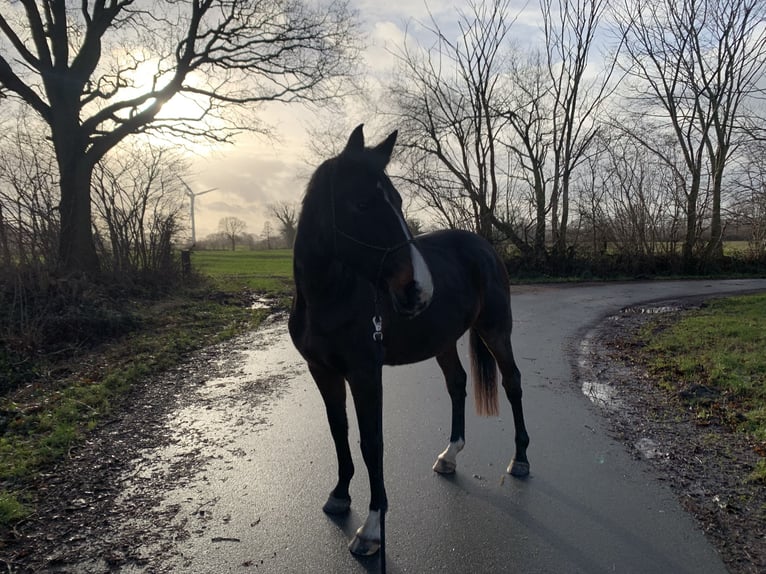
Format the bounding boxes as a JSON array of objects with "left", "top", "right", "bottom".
[
  {"left": 621, "top": 305, "right": 684, "bottom": 315},
  {"left": 578, "top": 335, "right": 624, "bottom": 411},
  {"left": 251, "top": 296, "right": 277, "bottom": 310},
  {"left": 124, "top": 317, "right": 300, "bottom": 469},
  {"left": 577, "top": 301, "right": 696, "bottom": 410},
  {"left": 106, "top": 316, "right": 305, "bottom": 572},
  {"left": 634, "top": 437, "right": 668, "bottom": 460}
]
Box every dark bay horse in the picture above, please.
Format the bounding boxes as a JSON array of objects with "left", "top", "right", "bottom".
[{"left": 289, "top": 125, "right": 530, "bottom": 564}]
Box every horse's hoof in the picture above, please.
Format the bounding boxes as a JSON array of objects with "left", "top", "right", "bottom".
[
  {"left": 507, "top": 459, "right": 530, "bottom": 477},
  {"left": 322, "top": 495, "right": 351, "bottom": 515},
  {"left": 432, "top": 456, "right": 456, "bottom": 474},
  {"left": 348, "top": 533, "right": 380, "bottom": 556}
]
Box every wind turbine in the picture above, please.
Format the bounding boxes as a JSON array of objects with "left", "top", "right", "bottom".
[{"left": 179, "top": 177, "right": 217, "bottom": 247}]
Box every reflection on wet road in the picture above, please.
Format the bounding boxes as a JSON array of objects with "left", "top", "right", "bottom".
[{"left": 113, "top": 279, "right": 766, "bottom": 573}]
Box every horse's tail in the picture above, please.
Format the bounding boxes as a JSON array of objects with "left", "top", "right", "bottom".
[{"left": 470, "top": 329, "right": 499, "bottom": 417}]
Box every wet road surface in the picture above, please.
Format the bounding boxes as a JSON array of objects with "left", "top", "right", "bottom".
[{"left": 122, "top": 279, "right": 766, "bottom": 573}]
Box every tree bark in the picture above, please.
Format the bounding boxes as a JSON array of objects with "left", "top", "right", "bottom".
[{"left": 57, "top": 158, "right": 99, "bottom": 275}]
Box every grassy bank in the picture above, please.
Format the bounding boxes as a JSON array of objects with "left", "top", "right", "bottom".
[
  {"left": 0, "top": 250, "right": 294, "bottom": 526},
  {"left": 636, "top": 293, "right": 766, "bottom": 482}
]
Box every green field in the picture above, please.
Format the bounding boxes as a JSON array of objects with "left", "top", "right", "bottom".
[
  {"left": 191, "top": 249, "right": 294, "bottom": 294},
  {"left": 638, "top": 293, "right": 766, "bottom": 481}
]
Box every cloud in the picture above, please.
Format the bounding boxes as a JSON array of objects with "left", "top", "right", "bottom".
[
  {"left": 183, "top": 129, "right": 313, "bottom": 239},
  {"left": 177, "top": 0, "right": 549, "bottom": 243}
]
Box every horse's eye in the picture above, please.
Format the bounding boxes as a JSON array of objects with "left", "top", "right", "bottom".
[{"left": 355, "top": 198, "right": 373, "bottom": 211}]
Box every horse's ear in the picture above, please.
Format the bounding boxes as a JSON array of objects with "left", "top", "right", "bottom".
[
  {"left": 373, "top": 130, "right": 398, "bottom": 166},
  {"left": 343, "top": 124, "right": 365, "bottom": 154}
]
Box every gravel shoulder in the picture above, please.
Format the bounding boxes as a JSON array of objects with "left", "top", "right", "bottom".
[
  {"left": 577, "top": 297, "right": 766, "bottom": 574},
  {"left": 0, "top": 317, "right": 289, "bottom": 573}
]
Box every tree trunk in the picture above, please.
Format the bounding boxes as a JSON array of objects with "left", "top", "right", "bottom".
[
  {"left": 682, "top": 192, "right": 698, "bottom": 273},
  {"left": 58, "top": 161, "right": 100, "bottom": 274},
  {"left": 51, "top": 96, "right": 100, "bottom": 275},
  {"left": 706, "top": 151, "right": 725, "bottom": 261},
  {"left": 533, "top": 169, "right": 547, "bottom": 263},
  {"left": 0, "top": 203, "right": 11, "bottom": 267}
]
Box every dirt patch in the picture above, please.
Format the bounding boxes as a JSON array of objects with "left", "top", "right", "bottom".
[
  {"left": 0, "top": 315, "right": 289, "bottom": 573},
  {"left": 577, "top": 298, "right": 766, "bottom": 574}
]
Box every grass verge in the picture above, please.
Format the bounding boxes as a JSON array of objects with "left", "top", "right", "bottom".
[
  {"left": 0, "top": 294, "right": 268, "bottom": 524},
  {"left": 636, "top": 293, "right": 766, "bottom": 482},
  {"left": 0, "top": 250, "right": 295, "bottom": 528}
]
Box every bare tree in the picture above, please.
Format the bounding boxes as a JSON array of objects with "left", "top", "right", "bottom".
[
  {"left": 613, "top": 0, "right": 766, "bottom": 269},
  {"left": 270, "top": 201, "right": 299, "bottom": 248},
  {"left": 0, "top": 112, "right": 59, "bottom": 267},
  {"left": 595, "top": 127, "right": 685, "bottom": 261},
  {"left": 389, "top": 0, "right": 531, "bottom": 252},
  {"left": 395, "top": 148, "right": 475, "bottom": 230},
  {"left": 0, "top": 1, "right": 360, "bottom": 274},
  {"left": 539, "top": 0, "right": 619, "bottom": 261},
  {"left": 219, "top": 216, "right": 247, "bottom": 251},
  {"left": 500, "top": 49, "right": 553, "bottom": 261},
  {"left": 262, "top": 220, "right": 274, "bottom": 250},
  {"left": 497, "top": 0, "right": 618, "bottom": 263},
  {"left": 92, "top": 142, "right": 187, "bottom": 274},
  {"left": 730, "top": 136, "right": 766, "bottom": 258}
]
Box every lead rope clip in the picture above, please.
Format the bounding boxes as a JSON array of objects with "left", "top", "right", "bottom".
[{"left": 372, "top": 316, "right": 383, "bottom": 342}]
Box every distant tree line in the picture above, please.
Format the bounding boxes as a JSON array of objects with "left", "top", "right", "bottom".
[
  {"left": 195, "top": 203, "right": 299, "bottom": 251},
  {"left": 386, "top": 0, "right": 766, "bottom": 275}
]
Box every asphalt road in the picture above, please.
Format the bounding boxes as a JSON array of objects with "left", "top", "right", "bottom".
[{"left": 142, "top": 279, "right": 766, "bottom": 574}]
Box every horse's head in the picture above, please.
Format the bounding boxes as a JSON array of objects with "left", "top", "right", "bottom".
[{"left": 305, "top": 124, "right": 433, "bottom": 317}]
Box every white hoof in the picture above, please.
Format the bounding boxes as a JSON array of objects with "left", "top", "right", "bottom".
[
  {"left": 348, "top": 533, "right": 380, "bottom": 556},
  {"left": 432, "top": 439, "right": 464, "bottom": 475},
  {"left": 432, "top": 456, "right": 456, "bottom": 474},
  {"left": 322, "top": 495, "right": 351, "bottom": 515},
  {"left": 348, "top": 510, "right": 380, "bottom": 556},
  {"left": 507, "top": 459, "right": 530, "bottom": 477}
]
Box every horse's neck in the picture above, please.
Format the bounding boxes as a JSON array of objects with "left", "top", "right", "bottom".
[{"left": 294, "top": 237, "right": 356, "bottom": 303}]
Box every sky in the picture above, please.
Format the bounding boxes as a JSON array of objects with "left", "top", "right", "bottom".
[{"left": 177, "top": 0, "right": 544, "bottom": 242}]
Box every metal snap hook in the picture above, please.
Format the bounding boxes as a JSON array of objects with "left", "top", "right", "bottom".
[{"left": 372, "top": 316, "right": 383, "bottom": 342}]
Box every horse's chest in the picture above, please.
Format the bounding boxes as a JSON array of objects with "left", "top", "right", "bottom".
[{"left": 289, "top": 305, "right": 364, "bottom": 371}]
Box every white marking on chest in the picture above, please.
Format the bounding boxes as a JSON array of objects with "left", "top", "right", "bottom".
[{"left": 379, "top": 181, "right": 434, "bottom": 303}]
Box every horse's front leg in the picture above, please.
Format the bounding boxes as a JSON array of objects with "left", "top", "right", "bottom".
[
  {"left": 309, "top": 364, "right": 354, "bottom": 514},
  {"left": 347, "top": 368, "right": 386, "bottom": 556}
]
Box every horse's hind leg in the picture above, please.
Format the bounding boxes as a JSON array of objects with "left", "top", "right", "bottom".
[
  {"left": 309, "top": 363, "right": 354, "bottom": 514},
  {"left": 478, "top": 327, "right": 530, "bottom": 477},
  {"left": 432, "top": 345, "right": 467, "bottom": 474}
]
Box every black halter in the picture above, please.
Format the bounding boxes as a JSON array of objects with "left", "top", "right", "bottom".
[{"left": 328, "top": 165, "right": 416, "bottom": 342}]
